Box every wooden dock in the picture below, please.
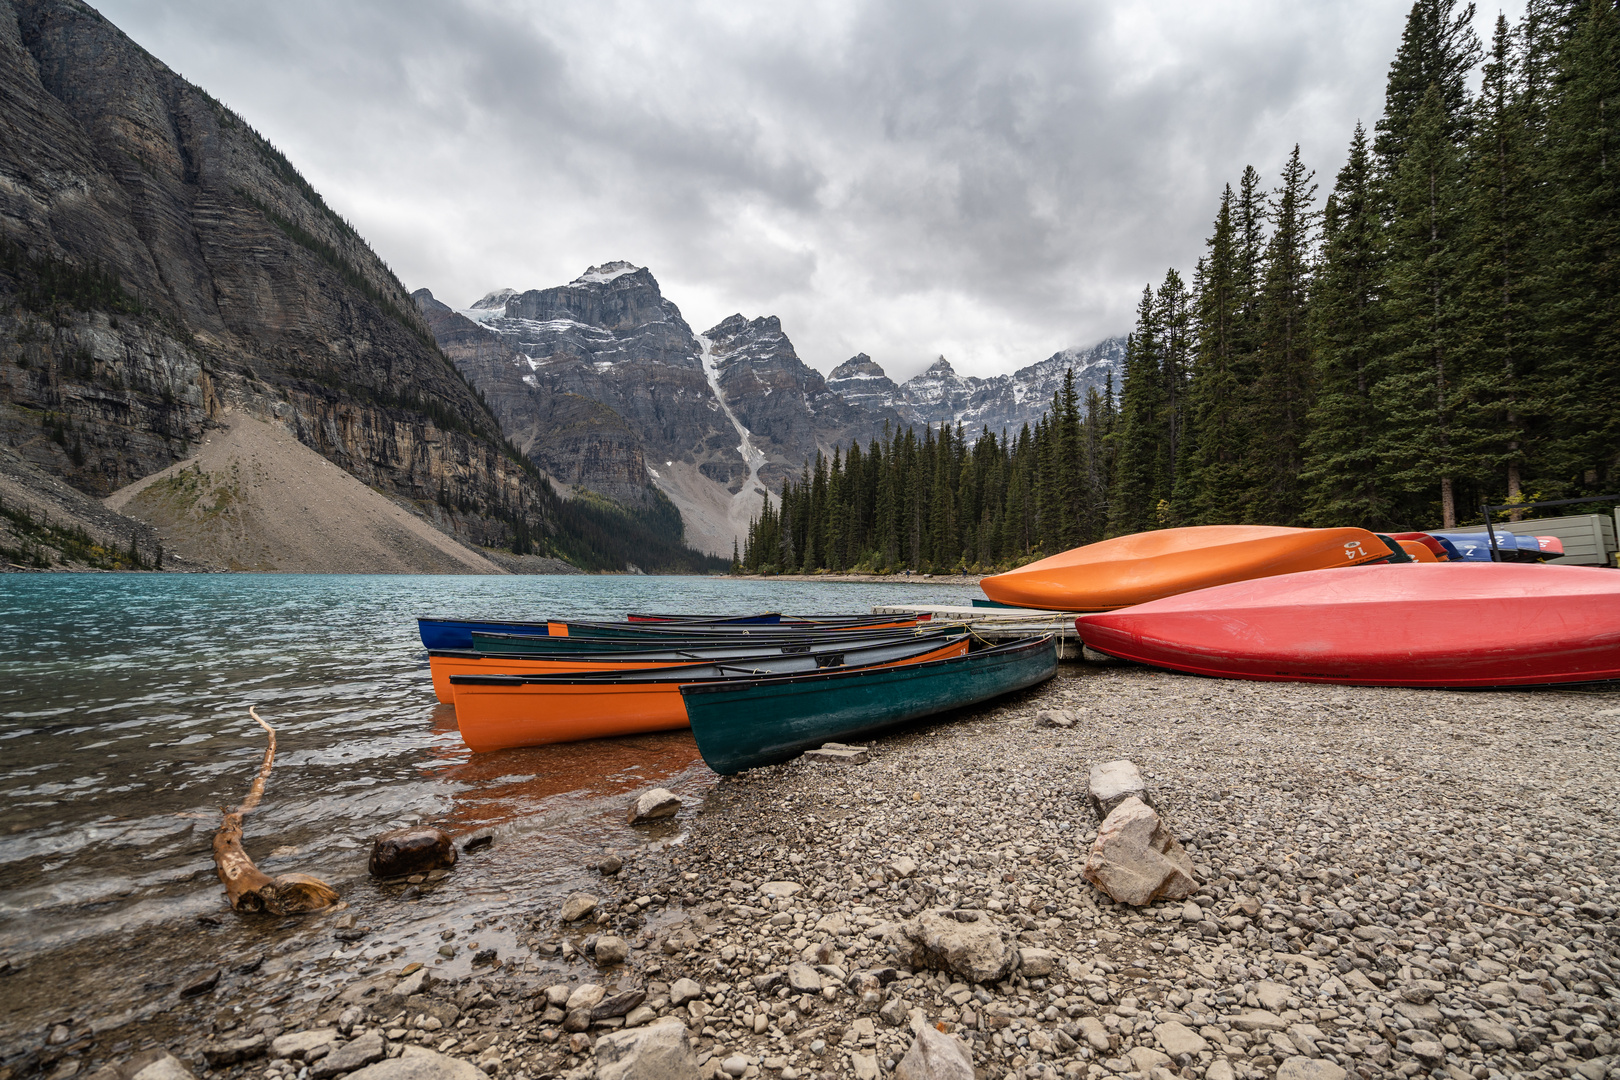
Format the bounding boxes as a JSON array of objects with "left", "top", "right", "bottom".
[{"left": 872, "top": 604, "right": 1087, "bottom": 660}]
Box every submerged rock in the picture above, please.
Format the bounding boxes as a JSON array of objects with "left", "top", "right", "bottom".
[{"left": 368, "top": 827, "right": 457, "bottom": 878}]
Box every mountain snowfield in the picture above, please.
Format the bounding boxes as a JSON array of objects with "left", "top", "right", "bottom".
[{"left": 417, "top": 263, "right": 1124, "bottom": 557}]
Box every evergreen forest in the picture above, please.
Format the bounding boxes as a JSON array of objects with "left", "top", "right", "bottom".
[{"left": 737, "top": 0, "right": 1619, "bottom": 575}]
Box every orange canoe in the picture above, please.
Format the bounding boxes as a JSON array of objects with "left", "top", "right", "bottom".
[
  {"left": 448, "top": 636, "right": 970, "bottom": 752},
  {"left": 430, "top": 630, "right": 962, "bottom": 704},
  {"left": 979, "top": 525, "right": 1397, "bottom": 611}
]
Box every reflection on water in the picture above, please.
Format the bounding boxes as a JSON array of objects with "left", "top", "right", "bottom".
[{"left": 0, "top": 573, "right": 980, "bottom": 1041}]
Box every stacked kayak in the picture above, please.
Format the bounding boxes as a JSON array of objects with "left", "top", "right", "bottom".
[
  {"left": 980, "top": 525, "right": 1401, "bottom": 611},
  {"left": 1075, "top": 562, "right": 1620, "bottom": 687},
  {"left": 421, "top": 611, "right": 1056, "bottom": 757},
  {"left": 1425, "top": 530, "right": 1563, "bottom": 562}
]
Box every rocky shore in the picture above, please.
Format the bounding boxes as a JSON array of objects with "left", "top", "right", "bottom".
[{"left": 15, "top": 667, "right": 1619, "bottom": 1080}]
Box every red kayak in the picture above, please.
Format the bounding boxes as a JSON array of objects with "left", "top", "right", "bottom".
[{"left": 1075, "top": 562, "right": 1620, "bottom": 687}]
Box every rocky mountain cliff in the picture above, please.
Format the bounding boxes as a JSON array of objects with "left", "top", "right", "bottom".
[
  {"left": 0, "top": 0, "right": 552, "bottom": 568},
  {"left": 418, "top": 266, "right": 902, "bottom": 555},
  {"left": 827, "top": 337, "right": 1128, "bottom": 436},
  {"left": 422, "top": 261, "right": 1125, "bottom": 555}
]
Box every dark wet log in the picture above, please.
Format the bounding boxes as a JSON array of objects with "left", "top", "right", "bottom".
[{"left": 212, "top": 708, "right": 338, "bottom": 915}]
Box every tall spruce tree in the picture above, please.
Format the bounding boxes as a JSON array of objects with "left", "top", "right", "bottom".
[
  {"left": 1247, "top": 146, "right": 1318, "bottom": 525},
  {"left": 1375, "top": 0, "right": 1485, "bottom": 172},
  {"left": 1303, "top": 123, "right": 1391, "bottom": 526},
  {"left": 1155, "top": 269, "right": 1193, "bottom": 521},
  {"left": 1185, "top": 187, "right": 1249, "bottom": 523},
  {"left": 1461, "top": 17, "right": 1541, "bottom": 510},
  {"left": 1108, "top": 287, "right": 1169, "bottom": 534},
  {"left": 1375, "top": 84, "right": 1480, "bottom": 527},
  {"left": 1538, "top": 0, "right": 1620, "bottom": 492}
]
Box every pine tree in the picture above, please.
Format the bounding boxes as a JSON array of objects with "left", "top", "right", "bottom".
[
  {"left": 1247, "top": 146, "right": 1318, "bottom": 525},
  {"left": 1303, "top": 123, "right": 1391, "bottom": 526},
  {"left": 1538, "top": 0, "right": 1620, "bottom": 492},
  {"left": 1374, "top": 84, "right": 1479, "bottom": 527},
  {"left": 1184, "top": 187, "right": 1249, "bottom": 524},
  {"left": 1460, "top": 17, "right": 1541, "bottom": 512},
  {"left": 1154, "top": 269, "right": 1193, "bottom": 520},
  {"left": 1375, "top": 0, "right": 1485, "bottom": 173},
  {"left": 1108, "top": 287, "right": 1168, "bottom": 534}
]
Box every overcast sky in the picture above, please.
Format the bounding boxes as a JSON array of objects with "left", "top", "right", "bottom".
[{"left": 101, "top": 0, "right": 1520, "bottom": 382}]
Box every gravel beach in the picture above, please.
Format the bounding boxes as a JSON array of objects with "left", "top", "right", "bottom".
[{"left": 22, "top": 664, "right": 1620, "bottom": 1080}]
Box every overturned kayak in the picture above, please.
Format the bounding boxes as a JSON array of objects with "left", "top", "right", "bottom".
[
  {"left": 427, "top": 630, "right": 960, "bottom": 704},
  {"left": 1075, "top": 562, "right": 1620, "bottom": 687},
  {"left": 980, "top": 525, "right": 1397, "bottom": 611},
  {"left": 682, "top": 636, "right": 1059, "bottom": 775},
  {"left": 448, "top": 633, "right": 970, "bottom": 751}
]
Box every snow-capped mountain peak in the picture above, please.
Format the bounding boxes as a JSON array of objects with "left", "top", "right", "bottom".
[{"left": 571, "top": 261, "right": 641, "bottom": 285}]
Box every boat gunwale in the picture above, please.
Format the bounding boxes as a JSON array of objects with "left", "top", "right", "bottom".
[
  {"left": 447, "top": 633, "right": 973, "bottom": 687},
  {"left": 677, "top": 634, "right": 1058, "bottom": 697}
]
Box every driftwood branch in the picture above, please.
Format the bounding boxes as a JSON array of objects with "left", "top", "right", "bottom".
[{"left": 212, "top": 707, "right": 339, "bottom": 915}]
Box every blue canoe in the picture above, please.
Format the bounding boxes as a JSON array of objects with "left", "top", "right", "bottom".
[
  {"left": 417, "top": 613, "right": 784, "bottom": 650},
  {"left": 1427, "top": 531, "right": 1543, "bottom": 563}
]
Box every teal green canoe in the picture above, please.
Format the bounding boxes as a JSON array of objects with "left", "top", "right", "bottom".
[{"left": 680, "top": 635, "right": 1059, "bottom": 774}]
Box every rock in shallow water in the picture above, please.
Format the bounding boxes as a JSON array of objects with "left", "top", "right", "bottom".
[
  {"left": 559, "top": 892, "right": 599, "bottom": 922},
  {"left": 368, "top": 827, "right": 456, "bottom": 878},
  {"left": 627, "top": 788, "right": 682, "bottom": 824}
]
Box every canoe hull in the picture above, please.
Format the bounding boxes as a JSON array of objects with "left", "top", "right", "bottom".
[
  {"left": 451, "top": 637, "right": 970, "bottom": 752},
  {"left": 980, "top": 525, "right": 1393, "bottom": 611},
  {"left": 682, "top": 637, "right": 1059, "bottom": 775},
  {"left": 1075, "top": 562, "right": 1620, "bottom": 687}
]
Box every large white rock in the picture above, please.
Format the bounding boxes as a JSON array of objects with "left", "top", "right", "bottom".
[
  {"left": 627, "top": 788, "right": 682, "bottom": 824},
  {"left": 893, "top": 1024, "right": 974, "bottom": 1080},
  {"left": 345, "top": 1048, "right": 486, "bottom": 1080},
  {"left": 898, "top": 909, "right": 1018, "bottom": 984},
  {"left": 1087, "top": 760, "right": 1152, "bottom": 819},
  {"left": 594, "top": 1018, "right": 699, "bottom": 1080},
  {"left": 1081, "top": 797, "right": 1197, "bottom": 906},
  {"left": 1154, "top": 1021, "right": 1209, "bottom": 1057}
]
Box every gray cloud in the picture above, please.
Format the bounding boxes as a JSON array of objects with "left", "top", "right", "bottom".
[{"left": 101, "top": 0, "right": 1520, "bottom": 380}]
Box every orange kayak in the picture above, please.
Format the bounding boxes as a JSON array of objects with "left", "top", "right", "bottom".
[
  {"left": 980, "top": 525, "right": 1396, "bottom": 611},
  {"left": 448, "top": 635, "right": 971, "bottom": 752}
]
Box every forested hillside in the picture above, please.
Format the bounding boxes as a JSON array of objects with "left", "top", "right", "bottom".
[{"left": 739, "top": 0, "right": 1618, "bottom": 575}]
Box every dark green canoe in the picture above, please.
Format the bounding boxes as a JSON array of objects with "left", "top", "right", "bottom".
[{"left": 680, "top": 635, "right": 1059, "bottom": 775}]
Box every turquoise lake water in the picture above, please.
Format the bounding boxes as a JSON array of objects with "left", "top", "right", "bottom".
[{"left": 0, "top": 572, "right": 982, "bottom": 995}]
